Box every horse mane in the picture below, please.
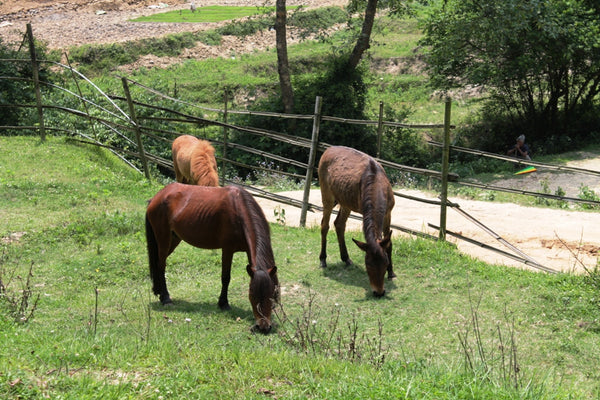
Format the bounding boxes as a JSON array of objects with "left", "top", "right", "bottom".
[
  {"left": 360, "top": 159, "right": 387, "bottom": 247},
  {"left": 234, "top": 187, "right": 275, "bottom": 270},
  {"left": 191, "top": 141, "right": 219, "bottom": 186}
]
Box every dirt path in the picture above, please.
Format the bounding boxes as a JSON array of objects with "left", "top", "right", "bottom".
[{"left": 255, "top": 157, "right": 600, "bottom": 274}]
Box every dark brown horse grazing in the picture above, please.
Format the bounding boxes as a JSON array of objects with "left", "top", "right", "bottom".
[
  {"left": 318, "top": 146, "right": 395, "bottom": 297},
  {"left": 172, "top": 135, "right": 219, "bottom": 186},
  {"left": 145, "top": 183, "right": 280, "bottom": 333}
]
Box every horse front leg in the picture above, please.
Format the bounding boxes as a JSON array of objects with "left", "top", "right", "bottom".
[
  {"left": 386, "top": 240, "right": 396, "bottom": 279},
  {"left": 383, "top": 221, "right": 396, "bottom": 279},
  {"left": 334, "top": 207, "right": 352, "bottom": 266},
  {"left": 218, "top": 250, "right": 233, "bottom": 310}
]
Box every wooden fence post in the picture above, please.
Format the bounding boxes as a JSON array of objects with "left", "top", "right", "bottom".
[
  {"left": 221, "top": 90, "right": 229, "bottom": 186},
  {"left": 376, "top": 101, "right": 384, "bottom": 158},
  {"left": 439, "top": 97, "right": 452, "bottom": 241},
  {"left": 300, "top": 95, "right": 322, "bottom": 227},
  {"left": 121, "top": 77, "right": 151, "bottom": 180},
  {"left": 26, "top": 24, "right": 46, "bottom": 142}
]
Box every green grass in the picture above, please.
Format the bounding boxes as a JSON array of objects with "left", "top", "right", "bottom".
[
  {"left": 131, "top": 6, "right": 298, "bottom": 23},
  {"left": 1, "top": 136, "right": 600, "bottom": 398}
]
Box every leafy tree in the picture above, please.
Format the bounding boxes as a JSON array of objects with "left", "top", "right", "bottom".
[{"left": 422, "top": 0, "right": 600, "bottom": 152}]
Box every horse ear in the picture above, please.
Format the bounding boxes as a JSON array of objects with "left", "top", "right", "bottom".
[
  {"left": 352, "top": 238, "right": 368, "bottom": 252},
  {"left": 246, "top": 264, "right": 254, "bottom": 277}
]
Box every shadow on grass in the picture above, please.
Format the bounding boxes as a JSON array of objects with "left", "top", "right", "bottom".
[
  {"left": 321, "top": 261, "right": 398, "bottom": 301},
  {"left": 150, "top": 299, "right": 254, "bottom": 322}
]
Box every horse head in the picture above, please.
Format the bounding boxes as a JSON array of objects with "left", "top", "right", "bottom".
[
  {"left": 246, "top": 264, "right": 279, "bottom": 333},
  {"left": 352, "top": 231, "right": 392, "bottom": 297}
]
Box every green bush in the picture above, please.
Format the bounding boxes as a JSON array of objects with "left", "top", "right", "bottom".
[
  {"left": 0, "top": 38, "right": 55, "bottom": 129},
  {"left": 229, "top": 54, "right": 376, "bottom": 180}
]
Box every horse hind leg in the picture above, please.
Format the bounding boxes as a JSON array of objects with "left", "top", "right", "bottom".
[
  {"left": 146, "top": 215, "right": 173, "bottom": 305},
  {"left": 319, "top": 201, "right": 334, "bottom": 268},
  {"left": 334, "top": 206, "right": 352, "bottom": 266}
]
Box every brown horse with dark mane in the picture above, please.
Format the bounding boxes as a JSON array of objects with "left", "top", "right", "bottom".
[
  {"left": 172, "top": 135, "right": 219, "bottom": 186},
  {"left": 318, "top": 146, "right": 395, "bottom": 297},
  {"left": 145, "top": 183, "right": 279, "bottom": 333}
]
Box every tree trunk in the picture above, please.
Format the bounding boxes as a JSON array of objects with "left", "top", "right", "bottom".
[
  {"left": 347, "top": 0, "right": 378, "bottom": 71},
  {"left": 276, "top": 0, "right": 294, "bottom": 114}
]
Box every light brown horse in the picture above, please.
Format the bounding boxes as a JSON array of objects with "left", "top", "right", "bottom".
[
  {"left": 145, "top": 183, "right": 280, "bottom": 333},
  {"left": 318, "top": 146, "right": 395, "bottom": 297},
  {"left": 172, "top": 135, "right": 219, "bottom": 186}
]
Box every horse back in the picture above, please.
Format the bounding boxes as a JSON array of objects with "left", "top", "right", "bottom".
[
  {"left": 319, "top": 146, "right": 388, "bottom": 213},
  {"left": 172, "top": 135, "right": 218, "bottom": 186},
  {"left": 147, "top": 184, "right": 245, "bottom": 251}
]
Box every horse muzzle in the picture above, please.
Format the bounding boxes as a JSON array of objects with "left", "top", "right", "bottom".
[
  {"left": 253, "top": 319, "right": 272, "bottom": 334},
  {"left": 252, "top": 323, "right": 271, "bottom": 335},
  {"left": 373, "top": 290, "right": 386, "bottom": 298}
]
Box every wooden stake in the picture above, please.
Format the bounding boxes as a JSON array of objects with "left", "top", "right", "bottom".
[{"left": 300, "top": 96, "right": 322, "bottom": 227}]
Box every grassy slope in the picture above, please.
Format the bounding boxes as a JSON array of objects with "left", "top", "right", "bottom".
[
  {"left": 1, "top": 136, "right": 599, "bottom": 399},
  {"left": 104, "top": 14, "right": 472, "bottom": 125},
  {"left": 131, "top": 6, "right": 299, "bottom": 23}
]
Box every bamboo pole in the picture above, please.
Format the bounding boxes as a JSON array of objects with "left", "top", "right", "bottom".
[
  {"left": 26, "top": 24, "right": 45, "bottom": 141},
  {"left": 376, "top": 101, "right": 384, "bottom": 158},
  {"left": 300, "top": 96, "right": 322, "bottom": 227},
  {"left": 439, "top": 98, "right": 452, "bottom": 241},
  {"left": 121, "top": 77, "right": 151, "bottom": 180},
  {"left": 221, "top": 90, "right": 229, "bottom": 186},
  {"left": 64, "top": 52, "right": 98, "bottom": 139}
]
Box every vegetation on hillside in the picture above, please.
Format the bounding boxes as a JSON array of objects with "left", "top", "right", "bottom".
[
  {"left": 1, "top": 2, "right": 600, "bottom": 178},
  {"left": 422, "top": 0, "right": 600, "bottom": 155}
]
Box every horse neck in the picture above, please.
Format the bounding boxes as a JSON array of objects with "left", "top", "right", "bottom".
[{"left": 237, "top": 191, "right": 275, "bottom": 270}]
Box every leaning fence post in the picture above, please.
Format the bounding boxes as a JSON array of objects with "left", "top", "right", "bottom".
[
  {"left": 121, "top": 77, "right": 151, "bottom": 180},
  {"left": 376, "top": 101, "right": 384, "bottom": 158},
  {"left": 26, "top": 24, "right": 46, "bottom": 142},
  {"left": 300, "top": 95, "right": 322, "bottom": 227},
  {"left": 439, "top": 97, "right": 452, "bottom": 241},
  {"left": 221, "top": 90, "right": 229, "bottom": 186}
]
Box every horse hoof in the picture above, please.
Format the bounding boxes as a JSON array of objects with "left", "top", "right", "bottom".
[
  {"left": 344, "top": 259, "right": 353, "bottom": 266},
  {"left": 218, "top": 303, "right": 231, "bottom": 311},
  {"left": 160, "top": 296, "right": 173, "bottom": 305},
  {"left": 388, "top": 272, "right": 397, "bottom": 280},
  {"left": 320, "top": 260, "right": 327, "bottom": 269}
]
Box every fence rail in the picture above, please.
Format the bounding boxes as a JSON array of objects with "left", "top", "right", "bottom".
[{"left": 2, "top": 24, "right": 600, "bottom": 273}]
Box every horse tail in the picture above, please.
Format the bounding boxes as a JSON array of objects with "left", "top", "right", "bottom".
[{"left": 145, "top": 212, "right": 160, "bottom": 291}]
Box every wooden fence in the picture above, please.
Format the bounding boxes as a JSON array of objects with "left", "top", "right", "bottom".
[{"left": 3, "top": 24, "right": 600, "bottom": 273}]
